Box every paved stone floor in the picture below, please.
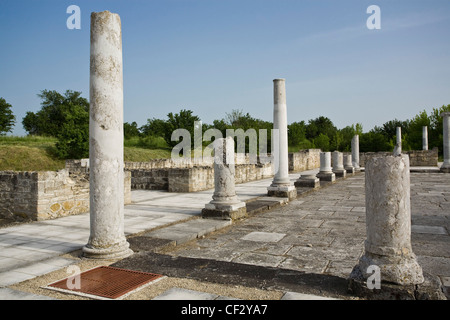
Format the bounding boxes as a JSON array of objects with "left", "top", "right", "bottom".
[
  {"left": 165, "top": 172, "right": 450, "bottom": 282},
  {"left": 0, "top": 169, "right": 449, "bottom": 301}
]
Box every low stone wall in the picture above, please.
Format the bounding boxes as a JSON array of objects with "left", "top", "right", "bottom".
[
  {"left": 167, "top": 163, "right": 274, "bottom": 193},
  {"left": 288, "top": 149, "right": 321, "bottom": 172},
  {"left": 66, "top": 150, "right": 319, "bottom": 193},
  {"left": 359, "top": 149, "right": 438, "bottom": 167},
  {"left": 0, "top": 169, "right": 131, "bottom": 222}
]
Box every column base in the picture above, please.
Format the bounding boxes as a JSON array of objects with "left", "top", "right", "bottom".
[
  {"left": 294, "top": 175, "right": 320, "bottom": 188},
  {"left": 345, "top": 167, "right": 355, "bottom": 175},
  {"left": 202, "top": 201, "right": 247, "bottom": 220},
  {"left": 353, "top": 251, "right": 424, "bottom": 286},
  {"left": 267, "top": 185, "right": 297, "bottom": 200},
  {"left": 316, "top": 172, "right": 336, "bottom": 182},
  {"left": 348, "top": 265, "right": 445, "bottom": 300},
  {"left": 332, "top": 169, "right": 347, "bottom": 178},
  {"left": 440, "top": 163, "right": 450, "bottom": 173},
  {"left": 82, "top": 240, "right": 133, "bottom": 260}
]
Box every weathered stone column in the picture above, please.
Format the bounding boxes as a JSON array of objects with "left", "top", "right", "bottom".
[
  {"left": 316, "top": 152, "right": 335, "bottom": 182},
  {"left": 202, "top": 137, "right": 246, "bottom": 220},
  {"left": 82, "top": 11, "right": 132, "bottom": 259},
  {"left": 344, "top": 154, "right": 355, "bottom": 174},
  {"left": 332, "top": 151, "right": 346, "bottom": 178},
  {"left": 393, "top": 127, "right": 402, "bottom": 156},
  {"left": 349, "top": 154, "right": 424, "bottom": 289},
  {"left": 267, "top": 79, "right": 296, "bottom": 200},
  {"left": 422, "top": 126, "right": 428, "bottom": 151},
  {"left": 351, "top": 135, "right": 360, "bottom": 171},
  {"left": 441, "top": 112, "right": 450, "bottom": 173}
]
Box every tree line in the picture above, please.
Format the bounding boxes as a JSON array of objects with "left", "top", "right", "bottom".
[{"left": 1, "top": 89, "right": 449, "bottom": 159}]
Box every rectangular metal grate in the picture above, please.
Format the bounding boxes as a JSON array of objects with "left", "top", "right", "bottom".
[{"left": 48, "top": 266, "right": 163, "bottom": 299}]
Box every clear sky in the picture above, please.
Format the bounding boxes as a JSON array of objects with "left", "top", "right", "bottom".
[{"left": 1, "top": 0, "right": 449, "bottom": 136}]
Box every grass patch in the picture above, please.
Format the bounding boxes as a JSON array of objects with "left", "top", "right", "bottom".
[
  {"left": 124, "top": 147, "right": 172, "bottom": 162},
  {"left": 0, "top": 135, "right": 173, "bottom": 170}
]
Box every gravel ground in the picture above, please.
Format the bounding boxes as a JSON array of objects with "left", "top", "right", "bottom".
[{"left": 8, "top": 250, "right": 284, "bottom": 300}]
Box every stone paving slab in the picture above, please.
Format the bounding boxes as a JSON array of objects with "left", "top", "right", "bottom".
[{"left": 1, "top": 169, "right": 448, "bottom": 300}]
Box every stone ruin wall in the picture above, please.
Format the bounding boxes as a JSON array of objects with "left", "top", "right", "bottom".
[
  {"left": 358, "top": 148, "right": 438, "bottom": 167},
  {"left": 66, "top": 149, "right": 322, "bottom": 192},
  {"left": 0, "top": 169, "right": 131, "bottom": 222},
  {"left": 1, "top": 148, "right": 438, "bottom": 222}
]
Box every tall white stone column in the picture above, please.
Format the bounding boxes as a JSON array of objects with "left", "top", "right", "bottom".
[
  {"left": 393, "top": 127, "right": 402, "bottom": 156},
  {"left": 422, "top": 126, "right": 428, "bottom": 151},
  {"left": 316, "top": 152, "right": 335, "bottom": 182},
  {"left": 350, "top": 154, "right": 424, "bottom": 286},
  {"left": 332, "top": 151, "right": 346, "bottom": 178},
  {"left": 441, "top": 112, "right": 450, "bottom": 173},
  {"left": 351, "top": 135, "right": 360, "bottom": 171},
  {"left": 82, "top": 11, "right": 132, "bottom": 259},
  {"left": 202, "top": 137, "right": 246, "bottom": 220},
  {"left": 267, "top": 79, "right": 296, "bottom": 200}
]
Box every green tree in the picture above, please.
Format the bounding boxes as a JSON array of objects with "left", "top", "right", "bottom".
[
  {"left": 429, "top": 104, "right": 450, "bottom": 155},
  {"left": 0, "top": 97, "right": 16, "bottom": 135},
  {"left": 140, "top": 118, "right": 168, "bottom": 138},
  {"left": 165, "top": 109, "right": 201, "bottom": 148},
  {"left": 55, "top": 104, "right": 89, "bottom": 159},
  {"left": 360, "top": 131, "right": 391, "bottom": 152},
  {"left": 124, "top": 121, "right": 141, "bottom": 139},
  {"left": 22, "top": 90, "right": 89, "bottom": 136},
  {"left": 288, "top": 121, "right": 307, "bottom": 147},
  {"left": 313, "top": 133, "right": 330, "bottom": 151}
]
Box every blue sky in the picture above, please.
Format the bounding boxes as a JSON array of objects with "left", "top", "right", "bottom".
[{"left": 1, "top": 0, "right": 449, "bottom": 136}]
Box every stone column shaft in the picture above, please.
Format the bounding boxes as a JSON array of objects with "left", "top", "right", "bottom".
[
  {"left": 332, "top": 151, "right": 346, "bottom": 178},
  {"left": 441, "top": 112, "right": 450, "bottom": 172},
  {"left": 83, "top": 11, "right": 132, "bottom": 259},
  {"left": 344, "top": 154, "right": 355, "bottom": 174},
  {"left": 393, "top": 127, "right": 402, "bottom": 156},
  {"left": 422, "top": 126, "right": 428, "bottom": 151},
  {"left": 351, "top": 135, "right": 360, "bottom": 170},
  {"left": 351, "top": 154, "right": 423, "bottom": 285},
  {"left": 316, "top": 152, "right": 335, "bottom": 182},
  {"left": 202, "top": 137, "right": 246, "bottom": 220},
  {"left": 268, "top": 79, "right": 296, "bottom": 200}
]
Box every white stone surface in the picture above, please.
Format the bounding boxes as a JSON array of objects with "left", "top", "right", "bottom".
[
  {"left": 319, "top": 152, "right": 332, "bottom": 173},
  {"left": 82, "top": 11, "right": 132, "bottom": 259},
  {"left": 270, "top": 79, "right": 291, "bottom": 187},
  {"left": 351, "top": 135, "right": 360, "bottom": 169},
  {"left": 359, "top": 154, "right": 424, "bottom": 285},
  {"left": 422, "top": 126, "right": 428, "bottom": 150}
]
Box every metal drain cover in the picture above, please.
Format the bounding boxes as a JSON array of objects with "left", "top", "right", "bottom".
[{"left": 47, "top": 266, "right": 163, "bottom": 299}]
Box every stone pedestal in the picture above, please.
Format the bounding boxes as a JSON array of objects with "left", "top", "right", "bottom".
[
  {"left": 316, "top": 152, "right": 335, "bottom": 182},
  {"left": 344, "top": 154, "right": 355, "bottom": 175},
  {"left": 351, "top": 135, "right": 361, "bottom": 171},
  {"left": 202, "top": 137, "right": 246, "bottom": 220},
  {"left": 422, "top": 126, "right": 428, "bottom": 151},
  {"left": 294, "top": 174, "right": 320, "bottom": 188},
  {"left": 393, "top": 127, "right": 402, "bottom": 156},
  {"left": 349, "top": 154, "right": 424, "bottom": 291},
  {"left": 267, "top": 79, "right": 296, "bottom": 200},
  {"left": 332, "top": 151, "right": 346, "bottom": 178},
  {"left": 83, "top": 11, "right": 132, "bottom": 259},
  {"left": 441, "top": 112, "right": 450, "bottom": 173}
]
